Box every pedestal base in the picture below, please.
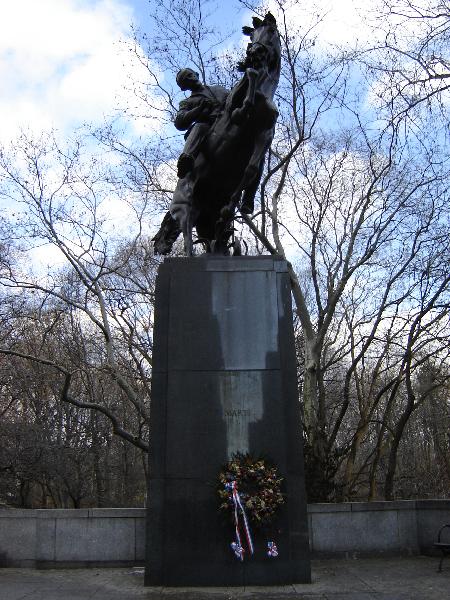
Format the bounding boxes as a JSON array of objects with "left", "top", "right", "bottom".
[{"left": 145, "top": 256, "right": 310, "bottom": 586}]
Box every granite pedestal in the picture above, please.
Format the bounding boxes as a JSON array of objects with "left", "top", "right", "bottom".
[{"left": 145, "top": 256, "right": 310, "bottom": 586}]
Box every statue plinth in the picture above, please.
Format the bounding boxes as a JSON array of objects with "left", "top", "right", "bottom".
[{"left": 145, "top": 256, "right": 311, "bottom": 586}]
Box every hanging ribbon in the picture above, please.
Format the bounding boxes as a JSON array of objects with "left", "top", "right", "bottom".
[
  {"left": 267, "top": 540, "right": 278, "bottom": 557},
  {"left": 225, "top": 480, "right": 254, "bottom": 560},
  {"left": 231, "top": 541, "right": 244, "bottom": 560}
]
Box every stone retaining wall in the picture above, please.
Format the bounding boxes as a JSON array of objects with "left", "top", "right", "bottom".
[
  {"left": 0, "top": 508, "right": 145, "bottom": 568},
  {"left": 0, "top": 500, "right": 448, "bottom": 568},
  {"left": 308, "top": 500, "right": 449, "bottom": 557}
]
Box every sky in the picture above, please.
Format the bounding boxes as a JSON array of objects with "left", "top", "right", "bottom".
[
  {"left": 0, "top": 0, "right": 248, "bottom": 143},
  {"left": 0, "top": 0, "right": 378, "bottom": 145},
  {"left": 0, "top": 0, "right": 144, "bottom": 141}
]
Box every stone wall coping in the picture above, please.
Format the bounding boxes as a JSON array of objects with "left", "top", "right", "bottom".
[
  {"left": 307, "top": 503, "right": 351, "bottom": 513},
  {"left": 0, "top": 508, "right": 146, "bottom": 518},
  {"left": 89, "top": 508, "right": 146, "bottom": 518},
  {"left": 0, "top": 500, "right": 448, "bottom": 519},
  {"left": 36, "top": 509, "right": 90, "bottom": 518},
  {"left": 0, "top": 509, "right": 39, "bottom": 518},
  {"left": 350, "top": 500, "right": 417, "bottom": 512},
  {"left": 308, "top": 500, "right": 420, "bottom": 513},
  {"left": 415, "top": 499, "right": 450, "bottom": 510}
]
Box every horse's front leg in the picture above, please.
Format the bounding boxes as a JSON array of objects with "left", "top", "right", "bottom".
[
  {"left": 181, "top": 210, "right": 194, "bottom": 256},
  {"left": 231, "top": 68, "right": 258, "bottom": 124},
  {"left": 246, "top": 126, "right": 274, "bottom": 179},
  {"left": 240, "top": 125, "right": 277, "bottom": 214},
  {"left": 171, "top": 177, "right": 195, "bottom": 256}
]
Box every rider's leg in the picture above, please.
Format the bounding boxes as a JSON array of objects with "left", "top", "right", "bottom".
[{"left": 177, "top": 123, "right": 209, "bottom": 178}]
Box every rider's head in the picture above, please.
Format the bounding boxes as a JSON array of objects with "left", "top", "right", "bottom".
[{"left": 176, "top": 68, "right": 201, "bottom": 91}]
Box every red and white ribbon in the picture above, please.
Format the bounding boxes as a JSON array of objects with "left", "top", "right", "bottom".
[{"left": 226, "top": 480, "right": 254, "bottom": 560}]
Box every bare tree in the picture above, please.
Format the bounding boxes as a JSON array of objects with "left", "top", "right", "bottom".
[
  {"left": 1, "top": 0, "right": 449, "bottom": 504},
  {"left": 0, "top": 132, "right": 159, "bottom": 453}
]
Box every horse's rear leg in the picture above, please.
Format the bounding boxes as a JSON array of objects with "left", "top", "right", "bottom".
[
  {"left": 152, "top": 211, "right": 182, "bottom": 254},
  {"left": 182, "top": 211, "right": 194, "bottom": 256}
]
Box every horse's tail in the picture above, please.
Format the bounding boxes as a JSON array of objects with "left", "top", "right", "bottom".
[{"left": 152, "top": 211, "right": 181, "bottom": 255}]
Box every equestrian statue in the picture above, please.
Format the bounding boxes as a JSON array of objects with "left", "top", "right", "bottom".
[{"left": 153, "top": 12, "right": 281, "bottom": 256}]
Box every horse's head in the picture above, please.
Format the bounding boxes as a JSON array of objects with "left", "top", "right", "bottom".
[{"left": 240, "top": 12, "right": 281, "bottom": 74}]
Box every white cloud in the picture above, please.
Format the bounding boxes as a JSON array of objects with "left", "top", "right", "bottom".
[
  {"left": 0, "top": 0, "right": 163, "bottom": 142},
  {"left": 265, "top": 0, "right": 380, "bottom": 49}
]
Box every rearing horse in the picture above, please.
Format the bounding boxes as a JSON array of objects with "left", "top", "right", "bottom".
[{"left": 153, "top": 13, "right": 281, "bottom": 256}]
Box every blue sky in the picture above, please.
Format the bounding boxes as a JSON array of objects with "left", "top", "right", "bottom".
[
  {"left": 128, "top": 0, "right": 248, "bottom": 34},
  {"left": 0, "top": 0, "right": 252, "bottom": 142},
  {"left": 0, "top": 0, "right": 375, "bottom": 144}
]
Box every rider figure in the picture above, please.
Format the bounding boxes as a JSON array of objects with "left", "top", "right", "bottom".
[{"left": 174, "top": 68, "right": 228, "bottom": 178}]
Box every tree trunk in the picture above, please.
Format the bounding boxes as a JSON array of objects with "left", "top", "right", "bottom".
[
  {"left": 303, "top": 336, "right": 319, "bottom": 438},
  {"left": 384, "top": 405, "right": 414, "bottom": 500},
  {"left": 343, "top": 420, "right": 368, "bottom": 500}
]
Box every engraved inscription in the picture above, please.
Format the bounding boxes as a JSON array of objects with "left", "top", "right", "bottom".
[
  {"left": 225, "top": 409, "right": 252, "bottom": 418},
  {"left": 219, "top": 372, "right": 264, "bottom": 457}
]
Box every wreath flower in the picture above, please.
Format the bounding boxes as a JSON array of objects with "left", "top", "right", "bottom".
[{"left": 217, "top": 453, "right": 284, "bottom": 527}]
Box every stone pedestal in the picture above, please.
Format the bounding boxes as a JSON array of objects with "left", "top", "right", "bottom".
[{"left": 145, "top": 256, "right": 310, "bottom": 586}]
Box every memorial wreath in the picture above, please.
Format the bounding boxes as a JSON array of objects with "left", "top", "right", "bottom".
[{"left": 217, "top": 453, "right": 284, "bottom": 526}]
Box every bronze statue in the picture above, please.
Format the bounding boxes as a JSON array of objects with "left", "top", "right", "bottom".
[{"left": 153, "top": 13, "right": 281, "bottom": 256}]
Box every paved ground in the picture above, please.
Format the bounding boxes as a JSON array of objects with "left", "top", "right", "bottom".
[{"left": 0, "top": 557, "right": 449, "bottom": 600}]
